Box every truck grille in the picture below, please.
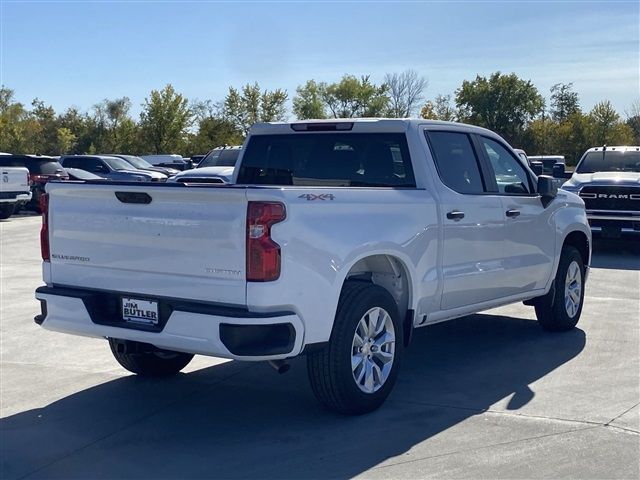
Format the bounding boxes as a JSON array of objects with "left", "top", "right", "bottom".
[{"left": 579, "top": 186, "right": 640, "bottom": 212}]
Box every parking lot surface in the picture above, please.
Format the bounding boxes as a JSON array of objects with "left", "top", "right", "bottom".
[{"left": 1, "top": 214, "right": 638, "bottom": 479}]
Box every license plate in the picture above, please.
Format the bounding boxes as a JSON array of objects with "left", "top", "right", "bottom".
[
  {"left": 121, "top": 297, "right": 159, "bottom": 325},
  {"left": 602, "top": 226, "right": 622, "bottom": 238}
]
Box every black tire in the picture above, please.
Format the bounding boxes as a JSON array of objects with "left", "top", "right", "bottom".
[
  {"left": 535, "top": 245, "right": 585, "bottom": 332},
  {"left": 0, "top": 204, "right": 15, "bottom": 220},
  {"left": 108, "top": 339, "right": 194, "bottom": 377},
  {"left": 307, "top": 282, "right": 404, "bottom": 415}
]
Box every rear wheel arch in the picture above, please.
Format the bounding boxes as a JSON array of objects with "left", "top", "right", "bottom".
[{"left": 342, "top": 254, "right": 413, "bottom": 325}]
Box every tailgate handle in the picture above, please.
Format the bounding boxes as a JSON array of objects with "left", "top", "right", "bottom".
[{"left": 115, "top": 192, "right": 152, "bottom": 204}]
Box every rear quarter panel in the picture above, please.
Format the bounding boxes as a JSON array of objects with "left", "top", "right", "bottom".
[{"left": 245, "top": 187, "right": 439, "bottom": 345}]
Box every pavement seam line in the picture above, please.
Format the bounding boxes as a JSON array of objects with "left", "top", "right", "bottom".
[
  {"left": 603, "top": 424, "right": 640, "bottom": 435},
  {"left": 16, "top": 364, "right": 253, "bottom": 480},
  {"left": 398, "top": 399, "right": 607, "bottom": 429},
  {"left": 371, "top": 425, "right": 600, "bottom": 471},
  {"left": 605, "top": 402, "right": 640, "bottom": 427}
]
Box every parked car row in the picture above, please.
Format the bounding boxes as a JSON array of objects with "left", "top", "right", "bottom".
[{"left": 0, "top": 148, "right": 244, "bottom": 218}]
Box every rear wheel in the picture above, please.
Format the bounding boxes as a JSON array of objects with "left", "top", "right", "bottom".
[
  {"left": 307, "top": 282, "right": 403, "bottom": 415},
  {"left": 535, "top": 246, "right": 585, "bottom": 331},
  {"left": 0, "top": 204, "right": 15, "bottom": 220},
  {"left": 108, "top": 339, "right": 194, "bottom": 377}
]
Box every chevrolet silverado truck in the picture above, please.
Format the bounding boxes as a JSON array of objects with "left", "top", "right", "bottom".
[
  {"left": 35, "top": 119, "right": 591, "bottom": 414},
  {"left": 561, "top": 146, "right": 640, "bottom": 238},
  {"left": 0, "top": 166, "right": 32, "bottom": 219}
]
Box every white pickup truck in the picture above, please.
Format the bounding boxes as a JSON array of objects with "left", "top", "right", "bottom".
[
  {"left": 35, "top": 119, "right": 591, "bottom": 414},
  {"left": 0, "top": 166, "right": 32, "bottom": 219}
]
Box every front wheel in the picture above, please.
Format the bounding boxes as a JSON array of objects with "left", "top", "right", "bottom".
[
  {"left": 535, "top": 246, "right": 585, "bottom": 332},
  {"left": 108, "top": 339, "right": 194, "bottom": 377},
  {"left": 307, "top": 282, "right": 403, "bottom": 415}
]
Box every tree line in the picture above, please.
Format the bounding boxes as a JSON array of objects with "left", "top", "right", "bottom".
[{"left": 1, "top": 70, "right": 638, "bottom": 165}]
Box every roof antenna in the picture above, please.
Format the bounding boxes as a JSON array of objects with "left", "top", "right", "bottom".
[{"left": 602, "top": 144, "right": 607, "bottom": 162}]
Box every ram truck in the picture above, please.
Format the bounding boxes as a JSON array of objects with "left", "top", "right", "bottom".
[
  {"left": 35, "top": 119, "right": 591, "bottom": 414},
  {"left": 0, "top": 166, "right": 32, "bottom": 219},
  {"left": 562, "top": 146, "right": 640, "bottom": 238}
]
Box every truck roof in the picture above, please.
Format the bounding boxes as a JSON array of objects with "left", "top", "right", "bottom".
[
  {"left": 250, "top": 118, "right": 500, "bottom": 137},
  {"left": 586, "top": 146, "right": 640, "bottom": 153}
]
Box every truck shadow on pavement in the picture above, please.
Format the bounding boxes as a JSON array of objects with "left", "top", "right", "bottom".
[
  {"left": 590, "top": 238, "right": 640, "bottom": 271},
  {"left": 1, "top": 313, "right": 586, "bottom": 479}
]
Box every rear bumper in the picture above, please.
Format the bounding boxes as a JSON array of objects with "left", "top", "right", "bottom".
[
  {"left": 35, "top": 286, "right": 304, "bottom": 361},
  {"left": 0, "top": 191, "right": 32, "bottom": 203}
]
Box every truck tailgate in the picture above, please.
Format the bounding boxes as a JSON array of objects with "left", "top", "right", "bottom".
[
  {"left": 46, "top": 183, "right": 247, "bottom": 305},
  {"left": 1, "top": 167, "right": 29, "bottom": 195}
]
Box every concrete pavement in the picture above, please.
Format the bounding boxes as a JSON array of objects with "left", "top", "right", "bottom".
[{"left": 1, "top": 214, "right": 638, "bottom": 479}]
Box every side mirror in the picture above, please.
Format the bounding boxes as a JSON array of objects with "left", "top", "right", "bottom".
[
  {"left": 537, "top": 175, "right": 557, "bottom": 207},
  {"left": 530, "top": 161, "right": 543, "bottom": 176},
  {"left": 552, "top": 163, "right": 566, "bottom": 178}
]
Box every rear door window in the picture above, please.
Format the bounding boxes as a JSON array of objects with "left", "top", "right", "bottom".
[
  {"left": 237, "top": 133, "right": 415, "bottom": 187},
  {"left": 425, "top": 131, "right": 486, "bottom": 194}
]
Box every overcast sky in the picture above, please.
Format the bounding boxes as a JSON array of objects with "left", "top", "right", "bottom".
[{"left": 1, "top": 0, "right": 638, "bottom": 118}]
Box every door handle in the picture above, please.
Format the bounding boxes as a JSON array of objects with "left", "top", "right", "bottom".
[
  {"left": 446, "top": 210, "right": 465, "bottom": 221},
  {"left": 506, "top": 209, "right": 521, "bottom": 218}
]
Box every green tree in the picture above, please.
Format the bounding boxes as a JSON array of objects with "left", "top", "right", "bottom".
[
  {"left": 100, "top": 97, "right": 132, "bottom": 151},
  {"left": 322, "top": 75, "right": 389, "bottom": 118},
  {"left": 29, "top": 98, "right": 58, "bottom": 154},
  {"left": 0, "top": 86, "right": 29, "bottom": 152},
  {"left": 292, "top": 80, "right": 327, "bottom": 120},
  {"left": 549, "top": 83, "right": 580, "bottom": 122},
  {"left": 56, "top": 127, "right": 76, "bottom": 154},
  {"left": 58, "top": 107, "right": 94, "bottom": 154},
  {"left": 139, "top": 84, "right": 192, "bottom": 153},
  {"left": 224, "top": 83, "right": 288, "bottom": 135},
  {"left": 589, "top": 100, "right": 626, "bottom": 145},
  {"left": 455, "top": 72, "right": 544, "bottom": 144},
  {"left": 420, "top": 94, "right": 457, "bottom": 121},
  {"left": 189, "top": 117, "right": 244, "bottom": 154}
]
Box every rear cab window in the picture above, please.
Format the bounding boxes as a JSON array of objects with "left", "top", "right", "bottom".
[{"left": 237, "top": 133, "right": 416, "bottom": 188}]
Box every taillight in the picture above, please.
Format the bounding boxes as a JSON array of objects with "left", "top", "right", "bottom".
[
  {"left": 246, "top": 202, "right": 286, "bottom": 282},
  {"left": 40, "top": 194, "right": 50, "bottom": 261},
  {"left": 31, "top": 174, "right": 48, "bottom": 183}
]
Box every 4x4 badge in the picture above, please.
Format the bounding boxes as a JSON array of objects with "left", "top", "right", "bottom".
[{"left": 298, "top": 194, "right": 335, "bottom": 201}]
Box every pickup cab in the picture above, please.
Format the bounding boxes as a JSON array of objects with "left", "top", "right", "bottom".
[
  {"left": 0, "top": 166, "right": 32, "bottom": 219},
  {"left": 35, "top": 119, "right": 591, "bottom": 414}
]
